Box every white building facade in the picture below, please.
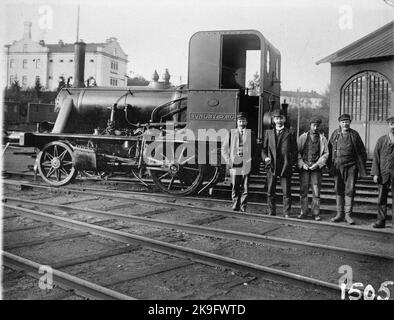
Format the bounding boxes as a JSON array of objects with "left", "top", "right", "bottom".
[{"left": 3, "top": 22, "right": 128, "bottom": 90}]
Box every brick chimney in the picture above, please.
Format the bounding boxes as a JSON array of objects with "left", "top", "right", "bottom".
[{"left": 23, "top": 21, "right": 32, "bottom": 40}]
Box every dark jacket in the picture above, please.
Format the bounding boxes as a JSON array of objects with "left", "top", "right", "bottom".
[
  {"left": 328, "top": 128, "right": 367, "bottom": 177},
  {"left": 371, "top": 134, "right": 394, "bottom": 184},
  {"left": 261, "top": 128, "right": 297, "bottom": 177}
]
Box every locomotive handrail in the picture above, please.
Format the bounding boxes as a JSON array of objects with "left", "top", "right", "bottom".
[
  {"left": 159, "top": 105, "right": 187, "bottom": 123},
  {"left": 142, "top": 121, "right": 188, "bottom": 127},
  {"left": 64, "top": 87, "right": 189, "bottom": 93},
  {"left": 150, "top": 97, "right": 187, "bottom": 122}
]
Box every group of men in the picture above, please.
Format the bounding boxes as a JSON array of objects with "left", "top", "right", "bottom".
[{"left": 222, "top": 110, "right": 394, "bottom": 229}]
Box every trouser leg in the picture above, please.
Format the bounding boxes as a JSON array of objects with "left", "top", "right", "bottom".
[
  {"left": 299, "top": 170, "right": 310, "bottom": 217},
  {"left": 266, "top": 171, "right": 276, "bottom": 215},
  {"left": 377, "top": 183, "right": 389, "bottom": 224},
  {"left": 332, "top": 170, "right": 345, "bottom": 222},
  {"left": 281, "top": 176, "right": 292, "bottom": 216},
  {"left": 391, "top": 179, "right": 394, "bottom": 221},
  {"left": 310, "top": 170, "right": 322, "bottom": 217},
  {"left": 344, "top": 165, "right": 357, "bottom": 225},
  {"left": 231, "top": 174, "right": 241, "bottom": 209},
  {"left": 240, "top": 174, "right": 249, "bottom": 209}
]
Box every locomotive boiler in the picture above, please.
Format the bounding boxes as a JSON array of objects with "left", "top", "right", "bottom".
[{"left": 19, "top": 30, "right": 284, "bottom": 195}]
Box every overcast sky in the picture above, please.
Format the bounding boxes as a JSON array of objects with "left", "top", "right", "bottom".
[{"left": 1, "top": 0, "right": 393, "bottom": 93}]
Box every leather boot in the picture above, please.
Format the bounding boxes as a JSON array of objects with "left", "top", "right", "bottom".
[
  {"left": 298, "top": 197, "right": 309, "bottom": 219},
  {"left": 372, "top": 220, "right": 385, "bottom": 228},
  {"left": 344, "top": 196, "right": 355, "bottom": 225},
  {"left": 267, "top": 196, "right": 276, "bottom": 216},
  {"left": 331, "top": 195, "right": 345, "bottom": 222}
]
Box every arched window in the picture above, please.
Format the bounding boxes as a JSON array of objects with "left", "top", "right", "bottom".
[
  {"left": 341, "top": 71, "right": 391, "bottom": 122},
  {"left": 368, "top": 73, "right": 391, "bottom": 121}
]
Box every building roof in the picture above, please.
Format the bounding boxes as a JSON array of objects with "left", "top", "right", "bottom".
[
  {"left": 316, "top": 20, "right": 394, "bottom": 65},
  {"left": 281, "top": 90, "right": 324, "bottom": 99},
  {"left": 45, "top": 42, "right": 107, "bottom": 53}
]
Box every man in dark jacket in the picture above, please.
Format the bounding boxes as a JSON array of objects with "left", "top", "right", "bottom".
[
  {"left": 261, "top": 109, "right": 297, "bottom": 217},
  {"left": 328, "top": 114, "right": 367, "bottom": 225},
  {"left": 370, "top": 115, "right": 394, "bottom": 228}
]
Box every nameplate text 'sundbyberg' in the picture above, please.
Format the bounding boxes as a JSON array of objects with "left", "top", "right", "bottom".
[{"left": 189, "top": 113, "right": 236, "bottom": 121}]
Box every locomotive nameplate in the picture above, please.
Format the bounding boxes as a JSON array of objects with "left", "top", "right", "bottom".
[{"left": 189, "top": 112, "right": 235, "bottom": 121}]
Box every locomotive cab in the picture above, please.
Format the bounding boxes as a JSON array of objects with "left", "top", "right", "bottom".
[{"left": 188, "top": 30, "right": 281, "bottom": 142}]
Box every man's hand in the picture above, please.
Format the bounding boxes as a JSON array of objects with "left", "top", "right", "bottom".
[
  {"left": 264, "top": 157, "right": 271, "bottom": 165},
  {"left": 302, "top": 164, "right": 309, "bottom": 171},
  {"left": 373, "top": 175, "right": 379, "bottom": 184},
  {"left": 309, "top": 163, "right": 319, "bottom": 171}
]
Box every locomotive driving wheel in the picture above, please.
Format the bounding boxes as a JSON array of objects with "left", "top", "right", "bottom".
[
  {"left": 150, "top": 162, "right": 204, "bottom": 196},
  {"left": 37, "top": 141, "right": 77, "bottom": 186}
]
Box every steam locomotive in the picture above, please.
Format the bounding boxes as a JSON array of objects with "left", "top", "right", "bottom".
[{"left": 19, "top": 30, "right": 284, "bottom": 195}]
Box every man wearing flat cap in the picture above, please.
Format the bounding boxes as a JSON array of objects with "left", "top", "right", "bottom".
[
  {"left": 297, "top": 117, "right": 329, "bottom": 220},
  {"left": 222, "top": 112, "right": 256, "bottom": 212},
  {"left": 261, "top": 109, "right": 297, "bottom": 217},
  {"left": 328, "top": 113, "right": 367, "bottom": 225},
  {"left": 370, "top": 115, "right": 394, "bottom": 228}
]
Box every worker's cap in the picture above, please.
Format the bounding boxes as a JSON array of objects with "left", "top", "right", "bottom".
[
  {"left": 310, "top": 117, "right": 322, "bottom": 125},
  {"left": 338, "top": 114, "right": 351, "bottom": 122},
  {"left": 271, "top": 109, "right": 285, "bottom": 118},
  {"left": 236, "top": 112, "right": 248, "bottom": 120},
  {"left": 387, "top": 115, "right": 394, "bottom": 123}
]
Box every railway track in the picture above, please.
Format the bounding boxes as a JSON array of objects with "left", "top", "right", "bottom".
[
  {"left": 3, "top": 181, "right": 393, "bottom": 299},
  {"left": 0, "top": 203, "right": 348, "bottom": 299},
  {"left": 4, "top": 196, "right": 393, "bottom": 260},
  {"left": 3, "top": 203, "right": 342, "bottom": 299},
  {"left": 3, "top": 170, "right": 391, "bottom": 221},
  {"left": 2, "top": 251, "right": 136, "bottom": 300}
]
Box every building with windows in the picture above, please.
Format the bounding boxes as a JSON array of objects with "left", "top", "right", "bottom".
[
  {"left": 280, "top": 90, "right": 324, "bottom": 109},
  {"left": 317, "top": 21, "right": 394, "bottom": 155},
  {"left": 3, "top": 21, "right": 128, "bottom": 90}
]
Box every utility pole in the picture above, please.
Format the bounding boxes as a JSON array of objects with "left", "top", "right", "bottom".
[
  {"left": 297, "top": 88, "right": 301, "bottom": 137},
  {"left": 76, "top": 5, "right": 80, "bottom": 42}
]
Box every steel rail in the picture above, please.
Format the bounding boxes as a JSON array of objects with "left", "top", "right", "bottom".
[
  {"left": 2, "top": 250, "right": 136, "bottom": 300},
  {"left": 3, "top": 170, "right": 385, "bottom": 204},
  {"left": 3, "top": 179, "right": 393, "bottom": 238},
  {"left": 2, "top": 170, "right": 388, "bottom": 219},
  {"left": 4, "top": 169, "right": 377, "bottom": 188},
  {"left": 3, "top": 204, "right": 341, "bottom": 295},
  {"left": 5, "top": 196, "right": 393, "bottom": 261}
]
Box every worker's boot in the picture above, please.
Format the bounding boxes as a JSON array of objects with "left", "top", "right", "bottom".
[
  {"left": 344, "top": 196, "right": 355, "bottom": 225},
  {"left": 331, "top": 195, "right": 345, "bottom": 222},
  {"left": 298, "top": 197, "right": 309, "bottom": 219},
  {"left": 267, "top": 196, "right": 276, "bottom": 216}
]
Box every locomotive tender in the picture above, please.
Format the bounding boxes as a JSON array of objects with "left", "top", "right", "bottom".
[{"left": 19, "top": 30, "right": 283, "bottom": 195}]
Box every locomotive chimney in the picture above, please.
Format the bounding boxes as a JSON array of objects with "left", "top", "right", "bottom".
[
  {"left": 73, "top": 41, "right": 86, "bottom": 87},
  {"left": 23, "top": 21, "right": 32, "bottom": 40}
]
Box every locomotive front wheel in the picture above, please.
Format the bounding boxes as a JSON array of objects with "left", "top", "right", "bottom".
[
  {"left": 150, "top": 163, "right": 204, "bottom": 196},
  {"left": 37, "top": 141, "right": 77, "bottom": 186}
]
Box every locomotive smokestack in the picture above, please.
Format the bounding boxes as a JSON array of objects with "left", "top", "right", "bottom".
[
  {"left": 23, "top": 21, "right": 32, "bottom": 40},
  {"left": 73, "top": 41, "right": 86, "bottom": 87}
]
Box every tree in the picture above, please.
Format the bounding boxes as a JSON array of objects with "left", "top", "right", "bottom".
[
  {"left": 57, "top": 76, "right": 66, "bottom": 92},
  {"left": 5, "top": 80, "right": 22, "bottom": 100},
  {"left": 247, "top": 71, "right": 260, "bottom": 95},
  {"left": 127, "top": 75, "right": 149, "bottom": 86},
  {"left": 286, "top": 86, "right": 330, "bottom": 137},
  {"left": 34, "top": 77, "right": 43, "bottom": 99}
]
